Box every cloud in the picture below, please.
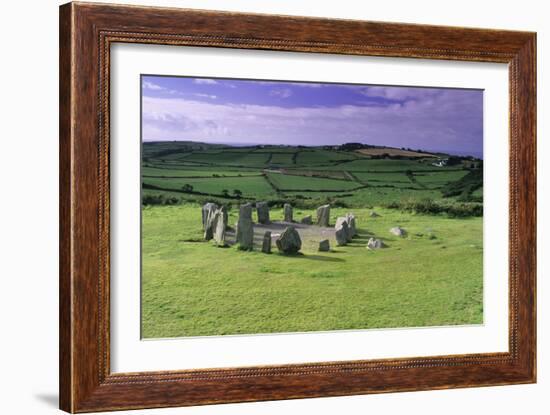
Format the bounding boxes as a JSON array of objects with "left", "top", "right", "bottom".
[
  {"left": 141, "top": 89, "right": 482, "bottom": 154},
  {"left": 142, "top": 80, "right": 165, "bottom": 91},
  {"left": 255, "top": 80, "right": 324, "bottom": 88},
  {"left": 269, "top": 88, "right": 293, "bottom": 99},
  {"left": 194, "top": 93, "right": 217, "bottom": 99},
  {"left": 143, "top": 111, "right": 197, "bottom": 132},
  {"left": 358, "top": 86, "right": 443, "bottom": 102},
  {"left": 193, "top": 78, "right": 218, "bottom": 85}
]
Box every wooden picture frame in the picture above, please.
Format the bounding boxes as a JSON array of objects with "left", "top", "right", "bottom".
[{"left": 59, "top": 2, "right": 536, "bottom": 412}]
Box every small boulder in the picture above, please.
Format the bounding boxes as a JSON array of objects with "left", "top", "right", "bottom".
[
  {"left": 318, "top": 239, "right": 330, "bottom": 252},
  {"left": 300, "top": 215, "right": 313, "bottom": 225},
  {"left": 261, "top": 231, "right": 272, "bottom": 254},
  {"left": 335, "top": 218, "right": 350, "bottom": 246},
  {"left": 370, "top": 211, "right": 380, "bottom": 217},
  {"left": 316, "top": 204, "right": 331, "bottom": 227},
  {"left": 283, "top": 203, "right": 293, "bottom": 222},
  {"left": 275, "top": 226, "right": 302, "bottom": 254},
  {"left": 256, "top": 201, "right": 270, "bottom": 224},
  {"left": 390, "top": 226, "right": 406, "bottom": 237},
  {"left": 367, "top": 238, "right": 384, "bottom": 250}
]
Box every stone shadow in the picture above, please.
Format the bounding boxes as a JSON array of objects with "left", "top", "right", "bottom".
[{"left": 277, "top": 253, "right": 345, "bottom": 262}]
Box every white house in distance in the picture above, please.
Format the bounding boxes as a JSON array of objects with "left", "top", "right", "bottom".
[{"left": 432, "top": 158, "right": 449, "bottom": 167}]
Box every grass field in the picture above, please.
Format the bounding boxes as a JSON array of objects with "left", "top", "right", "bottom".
[
  {"left": 266, "top": 172, "right": 359, "bottom": 191},
  {"left": 141, "top": 141, "right": 483, "bottom": 338},
  {"left": 142, "top": 205, "right": 483, "bottom": 338},
  {"left": 144, "top": 175, "right": 274, "bottom": 197}
]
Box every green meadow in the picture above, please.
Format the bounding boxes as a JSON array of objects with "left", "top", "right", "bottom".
[{"left": 141, "top": 141, "right": 483, "bottom": 338}]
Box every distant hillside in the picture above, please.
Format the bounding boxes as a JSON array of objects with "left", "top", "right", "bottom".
[
  {"left": 142, "top": 141, "right": 479, "bottom": 161},
  {"left": 355, "top": 148, "right": 437, "bottom": 158},
  {"left": 143, "top": 140, "right": 229, "bottom": 161}
]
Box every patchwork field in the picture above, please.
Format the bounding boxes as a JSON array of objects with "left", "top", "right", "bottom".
[{"left": 141, "top": 141, "right": 483, "bottom": 338}]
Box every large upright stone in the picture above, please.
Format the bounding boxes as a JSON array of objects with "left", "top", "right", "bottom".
[
  {"left": 275, "top": 226, "right": 302, "bottom": 254},
  {"left": 283, "top": 203, "right": 293, "bottom": 222},
  {"left": 202, "top": 202, "right": 218, "bottom": 240},
  {"left": 203, "top": 203, "right": 219, "bottom": 241},
  {"left": 221, "top": 205, "right": 228, "bottom": 227},
  {"left": 212, "top": 209, "right": 227, "bottom": 247},
  {"left": 236, "top": 203, "right": 254, "bottom": 250},
  {"left": 335, "top": 218, "right": 350, "bottom": 246},
  {"left": 262, "top": 231, "right": 272, "bottom": 254},
  {"left": 316, "top": 204, "right": 331, "bottom": 227},
  {"left": 345, "top": 213, "right": 357, "bottom": 238},
  {"left": 202, "top": 203, "right": 218, "bottom": 229},
  {"left": 256, "top": 201, "right": 270, "bottom": 224}
]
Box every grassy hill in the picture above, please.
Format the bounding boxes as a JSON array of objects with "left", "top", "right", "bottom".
[
  {"left": 141, "top": 141, "right": 482, "bottom": 211},
  {"left": 355, "top": 147, "right": 436, "bottom": 158}
]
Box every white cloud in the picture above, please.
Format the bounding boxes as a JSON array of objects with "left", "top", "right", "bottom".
[
  {"left": 194, "top": 93, "right": 217, "bottom": 99},
  {"left": 269, "top": 88, "right": 293, "bottom": 99},
  {"left": 142, "top": 80, "right": 165, "bottom": 91},
  {"left": 193, "top": 78, "right": 218, "bottom": 85},
  {"left": 358, "top": 86, "right": 443, "bottom": 101},
  {"left": 255, "top": 80, "right": 323, "bottom": 88}
]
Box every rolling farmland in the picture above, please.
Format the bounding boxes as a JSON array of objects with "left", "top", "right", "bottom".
[
  {"left": 142, "top": 141, "right": 481, "bottom": 208},
  {"left": 141, "top": 141, "right": 483, "bottom": 338}
]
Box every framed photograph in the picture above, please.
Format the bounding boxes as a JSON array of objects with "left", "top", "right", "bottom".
[{"left": 59, "top": 2, "right": 536, "bottom": 412}]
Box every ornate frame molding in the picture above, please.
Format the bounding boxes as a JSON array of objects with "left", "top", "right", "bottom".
[{"left": 60, "top": 2, "right": 536, "bottom": 412}]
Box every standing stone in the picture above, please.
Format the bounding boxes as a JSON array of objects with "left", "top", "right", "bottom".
[
  {"left": 316, "top": 204, "right": 331, "bottom": 227},
  {"left": 336, "top": 217, "right": 353, "bottom": 242},
  {"left": 283, "top": 203, "right": 293, "bottom": 222},
  {"left": 318, "top": 239, "right": 330, "bottom": 252},
  {"left": 367, "top": 238, "right": 384, "bottom": 250},
  {"left": 212, "top": 209, "right": 227, "bottom": 247},
  {"left": 261, "top": 231, "right": 272, "bottom": 254},
  {"left": 202, "top": 203, "right": 218, "bottom": 240},
  {"left": 202, "top": 203, "right": 218, "bottom": 229},
  {"left": 390, "top": 226, "right": 406, "bottom": 237},
  {"left": 221, "top": 205, "right": 228, "bottom": 228},
  {"left": 300, "top": 215, "right": 313, "bottom": 225},
  {"left": 236, "top": 203, "right": 254, "bottom": 250},
  {"left": 275, "top": 226, "right": 302, "bottom": 254},
  {"left": 335, "top": 218, "right": 350, "bottom": 246},
  {"left": 345, "top": 213, "right": 357, "bottom": 238},
  {"left": 256, "top": 201, "right": 270, "bottom": 224}
]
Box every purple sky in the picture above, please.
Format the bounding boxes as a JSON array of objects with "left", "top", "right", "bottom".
[{"left": 141, "top": 75, "right": 483, "bottom": 156}]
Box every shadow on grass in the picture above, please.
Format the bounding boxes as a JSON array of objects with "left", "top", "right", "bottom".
[
  {"left": 278, "top": 253, "right": 345, "bottom": 262},
  {"left": 179, "top": 238, "right": 205, "bottom": 243}
]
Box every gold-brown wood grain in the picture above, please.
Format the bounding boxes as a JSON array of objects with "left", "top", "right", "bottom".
[{"left": 59, "top": 2, "right": 536, "bottom": 412}]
